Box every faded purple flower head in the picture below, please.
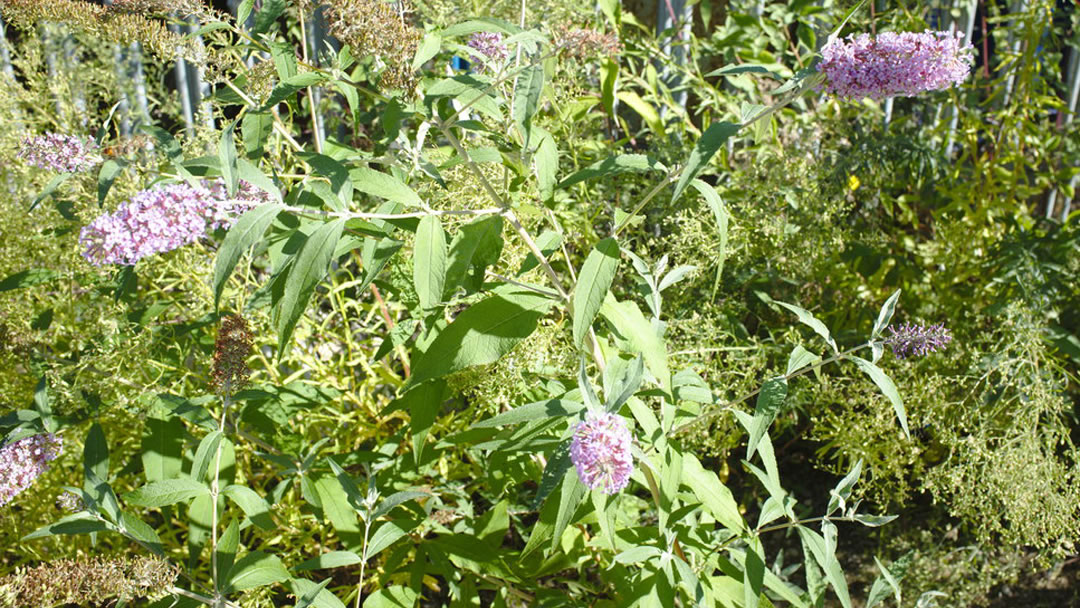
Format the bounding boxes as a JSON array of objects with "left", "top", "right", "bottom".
[
  {"left": 19, "top": 132, "right": 101, "bottom": 173},
  {"left": 818, "top": 30, "right": 974, "bottom": 100},
  {"left": 56, "top": 490, "right": 84, "bottom": 513},
  {"left": 79, "top": 180, "right": 273, "bottom": 266},
  {"left": 0, "top": 433, "right": 63, "bottom": 507},
  {"left": 467, "top": 32, "right": 508, "bottom": 70},
  {"left": 570, "top": 411, "right": 633, "bottom": 494},
  {"left": 885, "top": 322, "right": 953, "bottom": 358}
]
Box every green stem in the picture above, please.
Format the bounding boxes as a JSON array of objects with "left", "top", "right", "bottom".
[{"left": 669, "top": 343, "right": 873, "bottom": 436}]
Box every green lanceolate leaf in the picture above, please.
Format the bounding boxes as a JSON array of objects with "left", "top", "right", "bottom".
[
  {"left": 872, "top": 288, "right": 902, "bottom": 339},
  {"left": 572, "top": 237, "right": 620, "bottom": 348},
  {"left": 533, "top": 438, "right": 572, "bottom": 509},
  {"left": 535, "top": 132, "right": 558, "bottom": 201},
  {"left": 224, "top": 551, "right": 290, "bottom": 593},
  {"left": 0, "top": 269, "right": 59, "bottom": 293},
  {"left": 443, "top": 214, "right": 503, "bottom": 297},
  {"left": 83, "top": 423, "right": 109, "bottom": 485},
  {"left": 513, "top": 61, "right": 545, "bottom": 147},
  {"left": 747, "top": 377, "right": 788, "bottom": 461},
  {"left": 219, "top": 120, "right": 239, "bottom": 197},
  {"left": 295, "top": 551, "right": 363, "bottom": 571},
  {"left": 123, "top": 478, "right": 210, "bottom": 507},
  {"left": 472, "top": 399, "right": 586, "bottom": 428},
  {"left": 349, "top": 166, "right": 424, "bottom": 207},
  {"left": 689, "top": 179, "right": 728, "bottom": 299},
  {"left": 97, "top": 158, "right": 127, "bottom": 207},
  {"left": 222, "top": 485, "right": 275, "bottom": 530},
  {"left": 241, "top": 112, "right": 274, "bottom": 160},
  {"left": 776, "top": 301, "right": 838, "bottom": 353},
  {"left": 276, "top": 218, "right": 346, "bottom": 354},
  {"left": 213, "top": 203, "right": 283, "bottom": 308},
  {"left": 797, "top": 525, "right": 852, "bottom": 608},
  {"left": 141, "top": 416, "right": 184, "bottom": 483},
  {"left": 413, "top": 215, "right": 448, "bottom": 311},
  {"left": 558, "top": 154, "right": 667, "bottom": 190},
  {"left": 846, "top": 356, "right": 909, "bottom": 437},
  {"left": 190, "top": 430, "right": 223, "bottom": 483},
  {"left": 599, "top": 294, "right": 671, "bottom": 397},
  {"left": 671, "top": 121, "right": 741, "bottom": 204},
  {"left": 389, "top": 379, "right": 446, "bottom": 466},
  {"left": 408, "top": 289, "right": 556, "bottom": 387},
  {"left": 550, "top": 470, "right": 587, "bottom": 552},
  {"left": 23, "top": 513, "right": 111, "bottom": 541},
  {"left": 683, "top": 454, "right": 744, "bottom": 533}
]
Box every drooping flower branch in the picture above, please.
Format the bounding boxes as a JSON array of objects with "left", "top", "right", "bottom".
[
  {"left": 211, "top": 314, "right": 253, "bottom": 395},
  {"left": 818, "top": 30, "right": 974, "bottom": 100}
]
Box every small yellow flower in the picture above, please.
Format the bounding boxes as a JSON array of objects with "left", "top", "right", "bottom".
[{"left": 848, "top": 174, "right": 861, "bottom": 191}]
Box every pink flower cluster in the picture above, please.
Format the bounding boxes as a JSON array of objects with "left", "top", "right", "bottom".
[
  {"left": 18, "top": 132, "right": 101, "bottom": 173},
  {"left": 818, "top": 30, "right": 974, "bottom": 100},
  {"left": 79, "top": 180, "right": 274, "bottom": 266},
  {"left": 569, "top": 411, "right": 633, "bottom": 494},
  {"left": 467, "top": 32, "right": 508, "bottom": 71},
  {"left": 0, "top": 433, "right": 63, "bottom": 507}
]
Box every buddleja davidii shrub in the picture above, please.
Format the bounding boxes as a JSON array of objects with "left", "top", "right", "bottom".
[{"left": 6, "top": 5, "right": 975, "bottom": 608}]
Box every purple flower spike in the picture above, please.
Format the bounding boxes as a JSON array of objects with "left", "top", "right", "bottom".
[
  {"left": 19, "top": 132, "right": 101, "bottom": 173},
  {"left": 467, "top": 32, "right": 508, "bottom": 70},
  {"left": 569, "top": 411, "right": 633, "bottom": 494},
  {"left": 79, "top": 180, "right": 272, "bottom": 266},
  {"left": 818, "top": 30, "right": 974, "bottom": 100},
  {"left": 0, "top": 433, "right": 63, "bottom": 507},
  {"left": 885, "top": 322, "right": 953, "bottom": 358}
]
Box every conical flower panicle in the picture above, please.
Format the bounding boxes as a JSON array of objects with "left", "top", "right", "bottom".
[
  {"left": 885, "top": 322, "right": 953, "bottom": 358},
  {"left": 569, "top": 411, "right": 633, "bottom": 494},
  {"left": 0, "top": 556, "right": 178, "bottom": 606},
  {"left": 79, "top": 179, "right": 272, "bottom": 266},
  {"left": 0, "top": 433, "right": 62, "bottom": 507},
  {"left": 19, "top": 132, "right": 101, "bottom": 173},
  {"left": 818, "top": 30, "right": 974, "bottom": 100}
]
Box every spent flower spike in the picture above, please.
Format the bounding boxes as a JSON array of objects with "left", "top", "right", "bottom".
[
  {"left": 18, "top": 132, "right": 101, "bottom": 173},
  {"left": 570, "top": 411, "right": 634, "bottom": 494},
  {"left": 818, "top": 30, "right": 974, "bottom": 100},
  {"left": 885, "top": 322, "right": 953, "bottom": 358},
  {"left": 0, "top": 433, "right": 63, "bottom": 507}
]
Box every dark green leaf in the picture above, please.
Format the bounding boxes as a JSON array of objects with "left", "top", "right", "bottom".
[
  {"left": 97, "top": 159, "right": 128, "bottom": 207},
  {"left": 213, "top": 203, "right": 283, "bottom": 308},
  {"left": 408, "top": 289, "right": 555, "bottom": 387},
  {"left": 558, "top": 154, "right": 667, "bottom": 190},
  {"left": 0, "top": 269, "right": 59, "bottom": 293},
  {"left": 747, "top": 377, "right": 788, "bottom": 461},
  {"left": 572, "top": 237, "right": 620, "bottom": 348},
  {"left": 224, "top": 551, "right": 290, "bottom": 592},
  {"left": 222, "top": 484, "right": 276, "bottom": 530},
  {"left": 670, "top": 122, "right": 740, "bottom": 204},
  {"left": 219, "top": 120, "right": 239, "bottom": 197},
  {"left": 414, "top": 215, "right": 448, "bottom": 311},
  {"left": 276, "top": 218, "right": 346, "bottom": 354},
  {"left": 124, "top": 478, "right": 210, "bottom": 507},
  {"left": 471, "top": 399, "right": 585, "bottom": 428}
]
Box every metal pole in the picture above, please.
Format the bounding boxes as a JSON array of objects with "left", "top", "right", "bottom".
[
  {"left": 945, "top": 0, "right": 978, "bottom": 155},
  {"left": 169, "top": 20, "right": 196, "bottom": 137}
]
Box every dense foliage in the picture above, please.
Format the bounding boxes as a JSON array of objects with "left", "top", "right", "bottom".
[{"left": 1, "top": 0, "right": 1078, "bottom": 607}]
